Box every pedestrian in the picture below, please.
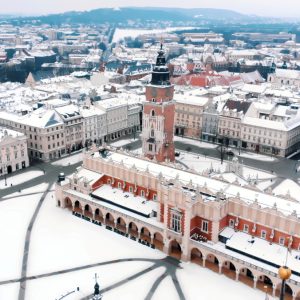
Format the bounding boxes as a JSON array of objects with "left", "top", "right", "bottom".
[{"left": 10, "top": 183, "right": 12, "bottom": 187}]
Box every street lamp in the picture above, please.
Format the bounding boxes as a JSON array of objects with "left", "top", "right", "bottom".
[
  {"left": 220, "top": 138, "right": 224, "bottom": 165},
  {"left": 133, "top": 126, "right": 137, "bottom": 140},
  {"left": 278, "top": 242, "right": 292, "bottom": 300},
  {"left": 92, "top": 273, "right": 103, "bottom": 300},
  {"left": 278, "top": 266, "right": 292, "bottom": 300},
  {"left": 4, "top": 164, "right": 7, "bottom": 186}
]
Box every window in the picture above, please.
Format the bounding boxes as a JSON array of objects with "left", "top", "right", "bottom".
[
  {"left": 149, "top": 144, "right": 153, "bottom": 151},
  {"left": 150, "top": 129, "right": 155, "bottom": 137},
  {"left": 243, "top": 224, "right": 249, "bottom": 233},
  {"left": 229, "top": 219, "right": 235, "bottom": 228},
  {"left": 171, "top": 211, "right": 181, "bottom": 233},
  {"left": 202, "top": 220, "right": 209, "bottom": 233},
  {"left": 153, "top": 194, "right": 157, "bottom": 201},
  {"left": 151, "top": 110, "right": 155, "bottom": 117},
  {"left": 129, "top": 186, "right": 133, "bottom": 193},
  {"left": 141, "top": 190, "right": 145, "bottom": 197},
  {"left": 107, "top": 179, "right": 111, "bottom": 184},
  {"left": 279, "top": 237, "right": 285, "bottom": 246},
  {"left": 261, "top": 230, "right": 267, "bottom": 239},
  {"left": 118, "top": 182, "right": 122, "bottom": 189}
]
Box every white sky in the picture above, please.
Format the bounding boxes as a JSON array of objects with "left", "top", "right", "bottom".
[{"left": 0, "top": 0, "right": 300, "bottom": 18}]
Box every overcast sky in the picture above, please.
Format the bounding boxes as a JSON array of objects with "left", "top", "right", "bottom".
[{"left": 1, "top": 0, "right": 300, "bottom": 18}]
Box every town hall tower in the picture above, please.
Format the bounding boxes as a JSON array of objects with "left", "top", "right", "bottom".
[{"left": 142, "top": 44, "right": 175, "bottom": 162}]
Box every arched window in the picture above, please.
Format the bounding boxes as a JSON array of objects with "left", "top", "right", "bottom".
[{"left": 151, "top": 110, "right": 155, "bottom": 117}]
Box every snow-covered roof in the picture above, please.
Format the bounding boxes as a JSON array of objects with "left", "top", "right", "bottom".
[
  {"left": 240, "top": 84, "right": 266, "bottom": 94},
  {"left": 225, "top": 230, "right": 300, "bottom": 274},
  {"left": 242, "top": 116, "right": 286, "bottom": 131},
  {"left": 92, "top": 150, "right": 300, "bottom": 217},
  {"left": 92, "top": 184, "right": 157, "bottom": 217},
  {"left": 75, "top": 167, "right": 104, "bottom": 186},
  {"left": 252, "top": 101, "right": 275, "bottom": 113},
  {"left": 0, "top": 108, "right": 64, "bottom": 128},
  {"left": 174, "top": 95, "right": 209, "bottom": 107},
  {"left": 80, "top": 106, "right": 106, "bottom": 118},
  {"left": 273, "top": 179, "right": 300, "bottom": 201},
  {"left": 55, "top": 104, "right": 81, "bottom": 119},
  {"left": 274, "top": 69, "right": 300, "bottom": 79},
  {"left": 0, "top": 127, "right": 25, "bottom": 140}
]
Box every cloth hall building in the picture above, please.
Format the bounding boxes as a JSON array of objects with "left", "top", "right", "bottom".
[{"left": 55, "top": 46, "right": 300, "bottom": 300}]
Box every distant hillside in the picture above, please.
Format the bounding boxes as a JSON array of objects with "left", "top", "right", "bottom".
[
  {"left": 11, "top": 7, "right": 266, "bottom": 25},
  {"left": 156, "top": 7, "right": 251, "bottom": 20}
]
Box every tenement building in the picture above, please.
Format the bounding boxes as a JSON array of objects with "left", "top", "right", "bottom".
[{"left": 56, "top": 47, "right": 300, "bottom": 300}]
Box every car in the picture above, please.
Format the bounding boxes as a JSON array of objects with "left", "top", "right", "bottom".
[
  {"left": 226, "top": 150, "right": 235, "bottom": 156},
  {"left": 175, "top": 152, "right": 180, "bottom": 157}
]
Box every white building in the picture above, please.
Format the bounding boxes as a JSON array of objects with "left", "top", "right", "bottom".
[
  {"left": 0, "top": 127, "right": 29, "bottom": 175},
  {"left": 0, "top": 108, "right": 65, "bottom": 161},
  {"left": 80, "top": 105, "right": 107, "bottom": 146},
  {"left": 94, "top": 95, "right": 142, "bottom": 141},
  {"left": 241, "top": 102, "right": 300, "bottom": 156},
  {"left": 268, "top": 69, "right": 300, "bottom": 88}
]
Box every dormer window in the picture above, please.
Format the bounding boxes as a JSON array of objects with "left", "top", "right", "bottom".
[{"left": 151, "top": 110, "right": 155, "bottom": 117}]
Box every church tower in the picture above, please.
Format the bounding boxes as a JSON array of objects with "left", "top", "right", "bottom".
[{"left": 142, "top": 44, "right": 175, "bottom": 162}]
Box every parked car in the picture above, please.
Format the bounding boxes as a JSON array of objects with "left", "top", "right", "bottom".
[{"left": 226, "top": 150, "right": 234, "bottom": 156}]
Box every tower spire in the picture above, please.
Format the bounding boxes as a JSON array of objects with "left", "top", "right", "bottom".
[{"left": 151, "top": 43, "right": 170, "bottom": 85}]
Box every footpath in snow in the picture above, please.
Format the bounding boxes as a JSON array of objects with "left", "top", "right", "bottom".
[
  {"left": 21, "top": 188, "right": 271, "bottom": 299},
  {"left": 0, "top": 170, "right": 43, "bottom": 190},
  {"left": 51, "top": 152, "right": 83, "bottom": 167}
]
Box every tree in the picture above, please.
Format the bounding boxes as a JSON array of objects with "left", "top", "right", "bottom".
[{"left": 98, "top": 42, "right": 107, "bottom": 52}]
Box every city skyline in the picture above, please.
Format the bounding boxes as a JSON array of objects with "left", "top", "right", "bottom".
[{"left": 2, "top": 0, "right": 300, "bottom": 18}]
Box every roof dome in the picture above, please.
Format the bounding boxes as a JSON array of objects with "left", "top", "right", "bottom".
[{"left": 150, "top": 44, "right": 171, "bottom": 86}]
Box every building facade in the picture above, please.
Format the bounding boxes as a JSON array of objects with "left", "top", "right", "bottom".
[
  {"left": 0, "top": 127, "right": 29, "bottom": 175},
  {"left": 218, "top": 100, "right": 251, "bottom": 147},
  {"left": 0, "top": 109, "right": 66, "bottom": 161}
]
